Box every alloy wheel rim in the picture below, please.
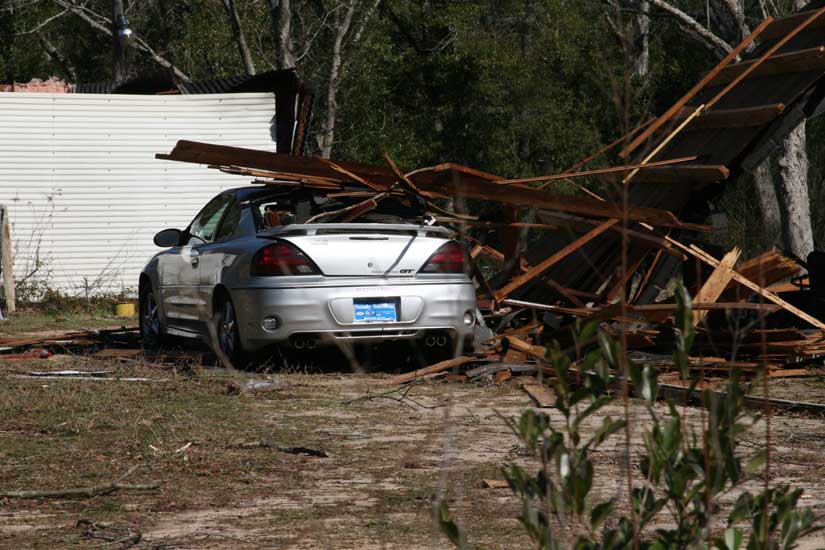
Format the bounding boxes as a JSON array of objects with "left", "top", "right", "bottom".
[
  {"left": 142, "top": 292, "right": 160, "bottom": 339},
  {"left": 220, "top": 301, "right": 236, "bottom": 355}
]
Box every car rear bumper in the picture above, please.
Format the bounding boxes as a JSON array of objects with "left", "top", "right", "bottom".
[{"left": 231, "top": 281, "right": 477, "bottom": 351}]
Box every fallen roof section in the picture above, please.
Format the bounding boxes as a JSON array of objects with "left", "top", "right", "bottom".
[{"left": 157, "top": 140, "right": 693, "bottom": 229}]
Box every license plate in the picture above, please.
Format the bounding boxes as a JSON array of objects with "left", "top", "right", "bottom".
[{"left": 353, "top": 299, "right": 398, "bottom": 324}]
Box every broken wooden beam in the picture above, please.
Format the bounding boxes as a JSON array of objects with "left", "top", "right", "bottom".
[
  {"left": 709, "top": 46, "right": 825, "bottom": 86},
  {"left": 493, "top": 155, "right": 697, "bottom": 185},
  {"left": 389, "top": 355, "right": 479, "bottom": 385},
  {"left": 756, "top": 8, "right": 825, "bottom": 43},
  {"left": 677, "top": 103, "right": 786, "bottom": 129},
  {"left": 692, "top": 247, "right": 741, "bottom": 326},
  {"left": 493, "top": 220, "right": 619, "bottom": 302},
  {"left": 668, "top": 241, "right": 825, "bottom": 331},
  {"left": 598, "top": 164, "right": 730, "bottom": 186}
]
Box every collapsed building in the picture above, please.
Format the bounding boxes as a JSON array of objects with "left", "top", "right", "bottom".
[{"left": 152, "top": 4, "right": 825, "bottom": 380}]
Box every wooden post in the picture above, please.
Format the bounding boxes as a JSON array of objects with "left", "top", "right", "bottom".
[{"left": 0, "top": 206, "right": 15, "bottom": 314}]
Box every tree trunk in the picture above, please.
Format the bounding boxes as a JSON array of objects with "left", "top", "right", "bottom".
[
  {"left": 320, "top": 1, "right": 357, "bottom": 159},
  {"left": 111, "top": 0, "right": 126, "bottom": 84},
  {"left": 318, "top": 0, "right": 381, "bottom": 159},
  {"left": 634, "top": 0, "right": 650, "bottom": 79},
  {"left": 268, "top": 0, "right": 294, "bottom": 70},
  {"left": 222, "top": 0, "right": 255, "bottom": 75},
  {"left": 777, "top": 121, "right": 815, "bottom": 259},
  {"left": 752, "top": 160, "right": 781, "bottom": 244}
]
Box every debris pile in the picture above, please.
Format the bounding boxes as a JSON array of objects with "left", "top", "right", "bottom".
[
  {"left": 151, "top": 7, "right": 825, "bottom": 385},
  {"left": 5, "top": 8, "right": 825, "bottom": 392}
]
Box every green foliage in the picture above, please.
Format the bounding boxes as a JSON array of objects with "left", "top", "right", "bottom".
[{"left": 438, "top": 282, "right": 821, "bottom": 549}]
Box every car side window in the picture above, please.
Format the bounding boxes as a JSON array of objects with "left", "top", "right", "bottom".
[
  {"left": 188, "top": 195, "right": 231, "bottom": 244},
  {"left": 214, "top": 199, "right": 241, "bottom": 242}
]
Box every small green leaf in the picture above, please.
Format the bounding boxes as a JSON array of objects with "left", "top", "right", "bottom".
[
  {"left": 724, "top": 528, "right": 743, "bottom": 550},
  {"left": 745, "top": 450, "right": 767, "bottom": 474},
  {"left": 590, "top": 500, "right": 614, "bottom": 530}
]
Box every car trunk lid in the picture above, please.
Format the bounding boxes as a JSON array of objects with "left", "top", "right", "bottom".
[{"left": 259, "top": 224, "right": 451, "bottom": 277}]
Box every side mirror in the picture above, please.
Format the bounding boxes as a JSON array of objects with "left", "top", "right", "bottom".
[{"left": 154, "top": 228, "right": 183, "bottom": 248}]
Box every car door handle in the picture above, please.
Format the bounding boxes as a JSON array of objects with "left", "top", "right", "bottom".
[{"left": 189, "top": 248, "right": 200, "bottom": 267}]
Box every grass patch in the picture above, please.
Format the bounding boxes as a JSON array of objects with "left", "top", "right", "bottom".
[{"left": 0, "top": 310, "right": 132, "bottom": 335}]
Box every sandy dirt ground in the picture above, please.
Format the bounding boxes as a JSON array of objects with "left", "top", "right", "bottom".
[{"left": 0, "top": 352, "right": 824, "bottom": 549}]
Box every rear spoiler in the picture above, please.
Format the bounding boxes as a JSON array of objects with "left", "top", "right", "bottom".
[{"left": 258, "top": 223, "right": 451, "bottom": 238}]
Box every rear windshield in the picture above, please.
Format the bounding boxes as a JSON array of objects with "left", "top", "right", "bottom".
[{"left": 250, "top": 189, "right": 425, "bottom": 230}]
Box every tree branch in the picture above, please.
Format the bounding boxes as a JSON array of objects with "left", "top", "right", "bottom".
[
  {"left": 222, "top": 0, "right": 256, "bottom": 75},
  {"left": 14, "top": 8, "right": 68, "bottom": 35},
  {"left": 36, "top": 31, "right": 77, "bottom": 81},
  {"left": 642, "top": 0, "right": 733, "bottom": 58},
  {"left": 53, "top": 0, "right": 191, "bottom": 82}
]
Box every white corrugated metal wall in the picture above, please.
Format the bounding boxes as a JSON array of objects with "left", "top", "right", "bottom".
[{"left": 0, "top": 92, "right": 276, "bottom": 296}]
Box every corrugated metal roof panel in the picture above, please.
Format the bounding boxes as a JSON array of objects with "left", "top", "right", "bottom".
[{"left": 0, "top": 92, "right": 276, "bottom": 296}]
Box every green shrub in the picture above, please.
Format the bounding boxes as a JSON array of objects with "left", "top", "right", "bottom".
[{"left": 437, "top": 284, "right": 820, "bottom": 549}]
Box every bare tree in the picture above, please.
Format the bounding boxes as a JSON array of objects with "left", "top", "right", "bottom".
[
  {"left": 269, "top": 0, "right": 295, "bottom": 69},
  {"left": 222, "top": 0, "right": 256, "bottom": 75},
  {"left": 318, "top": 0, "right": 382, "bottom": 159}
]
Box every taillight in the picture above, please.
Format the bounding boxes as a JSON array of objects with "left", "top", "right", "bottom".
[
  {"left": 251, "top": 242, "right": 320, "bottom": 276},
  {"left": 420, "top": 242, "right": 470, "bottom": 274}
]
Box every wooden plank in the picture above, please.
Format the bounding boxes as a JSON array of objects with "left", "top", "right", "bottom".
[
  {"left": 693, "top": 247, "right": 741, "bottom": 326},
  {"left": 495, "top": 369, "right": 513, "bottom": 382},
  {"left": 710, "top": 46, "right": 825, "bottom": 86},
  {"left": 494, "top": 156, "right": 697, "bottom": 185},
  {"left": 619, "top": 17, "right": 774, "bottom": 159},
  {"left": 521, "top": 380, "right": 556, "bottom": 408},
  {"left": 423, "top": 174, "right": 686, "bottom": 228},
  {"left": 159, "top": 140, "right": 399, "bottom": 187},
  {"left": 669, "top": 241, "right": 825, "bottom": 331},
  {"left": 767, "top": 369, "right": 819, "bottom": 379},
  {"left": 757, "top": 9, "right": 825, "bottom": 43},
  {"left": 493, "top": 219, "right": 619, "bottom": 302},
  {"left": 599, "top": 164, "right": 729, "bottom": 185},
  {"left": 705, "top": 9, "right": 825, "bottom": 111},
  {"left": 482, "top": 479, "right": 511, "bottom": 489},
  {"left": 505, "top": 336, "right": 547, "bottom": 361},
  {"left": 0, "top": 206, "right": 15, "bottom": 315},
  {"left": 677, "top": 103, "right": 786, "bottom": 129},
  {"left": 388, "top": 355, "right": 478, "bottom": 385}
]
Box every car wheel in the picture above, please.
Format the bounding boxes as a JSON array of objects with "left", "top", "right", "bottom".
[
  {"left": 215, "top": 294, "right": 245, "bottom": 368},
  {"left": 139, "top": 281, "right": 163, "bottom": 350}
]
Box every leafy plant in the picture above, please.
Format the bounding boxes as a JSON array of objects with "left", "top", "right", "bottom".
[{"left": 438, "top": 283, "right": 820, "bottom": 549}]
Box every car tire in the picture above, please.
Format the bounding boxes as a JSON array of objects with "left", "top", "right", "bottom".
[
  {"left": 214, "top": 293, "right": 245, "bottom": 368},
  {"left": 139, "top": 281, "right": 164, "bottom": 351}
]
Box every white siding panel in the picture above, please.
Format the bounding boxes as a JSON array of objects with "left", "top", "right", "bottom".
[{"left": 0, "top": 92, "right": 276, "bottom": 296}]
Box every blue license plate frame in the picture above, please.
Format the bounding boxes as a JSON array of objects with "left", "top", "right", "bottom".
[{"left": 353, "top": 298, "right": 399, "bottom": 324}]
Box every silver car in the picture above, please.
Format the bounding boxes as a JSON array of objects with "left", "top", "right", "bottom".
[{"left": 139, "top": 186, "right": 478, "bottom": 365}]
